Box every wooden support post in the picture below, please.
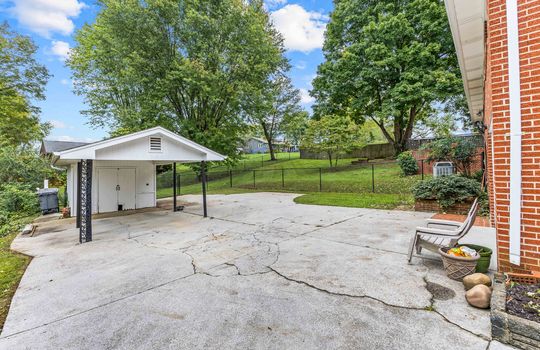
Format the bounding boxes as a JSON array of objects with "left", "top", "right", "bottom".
[
  {"left": 173, "top": 162, "right": 177, "bottom": 212},
  {"left": 201, "top": 161, "right": 207, "bottom": 217}
]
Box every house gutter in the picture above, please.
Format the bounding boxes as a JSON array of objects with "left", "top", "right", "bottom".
[{"left": 506, "top": 0, "right": 522, "bottom": 266}]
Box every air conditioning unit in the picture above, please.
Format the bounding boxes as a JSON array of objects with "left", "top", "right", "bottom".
[{"left": 433, "top": 162, "right": 455, "bottom": 177}]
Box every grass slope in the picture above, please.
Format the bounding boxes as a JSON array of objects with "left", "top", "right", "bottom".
[
  {"left": 0, "top": 217, "right": 33, "bottom": 332},
  {"left": 157, "top": 154, "right": 424, "bottom": 210}
]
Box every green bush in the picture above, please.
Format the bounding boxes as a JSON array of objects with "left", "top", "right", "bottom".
[
  {"left": 413, "top": 175, "right": 482, "bottom": 209},
  {"left": 0, "top": 184, "right": 39, "bottom": 214},
  {"left": 421, "top": 137, "right": 478, "bottom": 177},
  {"left": 0, "top": 184, "right": 39, "bottom": 237},
  {"left": 397, "top": 151, "right": 418, "bottom": 176}
]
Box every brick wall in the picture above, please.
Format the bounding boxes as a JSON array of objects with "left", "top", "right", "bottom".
[
  {"left": 411, "top": 149, "right": 484, "bottom": 176},
  {"left": 485, "top": 0, "right": 540, "bottom": 274},
  {"left": 414, "top": 199, "right": 474, "bottom": 215}
]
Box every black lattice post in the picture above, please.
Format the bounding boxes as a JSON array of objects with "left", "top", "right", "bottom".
[
  {"left": 79, "top": 159, "right": 93, "bottom": 243},
  {"left": 76, "top": 161, "right": 82, "bottom": 229}
]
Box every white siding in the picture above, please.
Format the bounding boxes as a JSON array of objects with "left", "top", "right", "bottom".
[
  {"left": 69, "top": 160, "right": 156, "bottom": 215},
  {"left": 95, "top": 136, "right": 206, "bottom": 162}
]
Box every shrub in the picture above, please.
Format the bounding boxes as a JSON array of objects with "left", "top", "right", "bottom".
[
  {"left": 413, "top": 175, "right": 482, "bottom": 209},
  {"left": 0, "top": 184, "right": 39, "bottom": 237},
  {"left": 397, "top": 151, "right": 418, "bottom": 176},
  {"left": 0, "top": 184, "right": 39, "bottom": 214},
  {"left": 421, "top": 137, "right": 478, "bottom": 177}
]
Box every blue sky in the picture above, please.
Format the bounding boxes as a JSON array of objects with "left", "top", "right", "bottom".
[{"left": 0, "top": 0, "right": 333, "bottom": 142}]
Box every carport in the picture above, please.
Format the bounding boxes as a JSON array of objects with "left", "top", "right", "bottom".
[{"left": 49, "top": 126, "right": 226, "bottom": 243}]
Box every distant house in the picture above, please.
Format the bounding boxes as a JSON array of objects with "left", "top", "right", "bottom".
[{"left": 242, "top": 137, "right": 285, "bottom": 154}]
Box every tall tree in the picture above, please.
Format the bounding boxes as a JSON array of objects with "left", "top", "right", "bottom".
[
  {"left": 0, "top": 23, "right": 50, "bottom": 146},
  {"left": 301, "top": 114, "right": 365, "bottom": 167},
  {"left": 281, "top": 110, "right": 309, "bottom": 150},
  {"left": 68, "top": 0, "right": 284, "bottom": 161},
  {"left": 311, "top": 0, "right": 463, "bottom": 155},
  {"left": 250, "top": 73, "right": 302, "bottom": 160}
]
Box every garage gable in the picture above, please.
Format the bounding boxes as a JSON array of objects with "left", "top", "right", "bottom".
[{"left": 54, "top": 126, "right": 226, "bottom": 163}]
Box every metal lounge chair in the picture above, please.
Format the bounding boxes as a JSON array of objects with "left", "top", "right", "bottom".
[{"left": 407, "top": 198, "right": 479, "bottom": 263}]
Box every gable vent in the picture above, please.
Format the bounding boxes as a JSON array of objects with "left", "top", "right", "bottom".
[{"left": 149, "top": 137, "right": 162, "bottom": 152}]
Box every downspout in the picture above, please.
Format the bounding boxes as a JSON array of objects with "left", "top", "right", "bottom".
[{"left": 506, "top": 0, "right": 522, "bottom": 266}]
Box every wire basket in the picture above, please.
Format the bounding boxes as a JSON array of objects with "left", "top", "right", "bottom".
[{"left": 439, "top": 247, "right": 480, "bottom": 280}]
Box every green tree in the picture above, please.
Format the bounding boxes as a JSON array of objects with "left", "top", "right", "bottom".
[
  {"left": 0, "top": 146, "right": 54, "bottom": 189},
  {"left": 68, "top": 0, "right": 284, "bottom": 162},
  {"left": 250, "top": 73, "right": 302, "bottom": 160},
  {"left": 282, "top": 110, "right": 309, "bottom": 150},
  {"left": 311, "top": 0, "right": 463, "bottom": 156},
  {"left": 301, "top": 114, "right": 364, "bottom": 167},
  {"left": 0, "top": 22, "right": 50, "bottom": 146}
]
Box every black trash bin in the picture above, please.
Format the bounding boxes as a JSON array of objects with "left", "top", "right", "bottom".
[{"left": 37, "top": 188, "right": 59, "bottom": 214}]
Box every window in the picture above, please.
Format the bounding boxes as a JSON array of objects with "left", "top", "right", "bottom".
[{"left": 149, "top": 137, "right": 162, "bottom": 152}]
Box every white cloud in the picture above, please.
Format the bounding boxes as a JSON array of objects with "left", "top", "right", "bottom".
[
  {"left": 60, "top": 78, "right": 70, "bottom": 85},
  {"left": 270, "top": 4, "right": 327, "bottom": 53},
  {"left": 299, "top": 88, "right": 315, "bottom": 104},
  {"left": 10, "top": 0, "right": 86, "bottom": 37},
  {"left": 51, "top": 40, "right": 71, "bottom": 61},
  {"left": 49, "top": 119, "right": 66, "bottom": 129}
]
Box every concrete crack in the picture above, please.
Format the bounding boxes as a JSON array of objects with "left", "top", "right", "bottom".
[
  {"left": 0, "top": 272, "right": 196, "bottom": 340},
  {"left": 268, "top": 267, "right": 490, "bottom": 342}
]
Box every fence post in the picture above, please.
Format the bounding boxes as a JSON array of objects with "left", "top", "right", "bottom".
[
  {"left": 244, "top": 160, "right": 246, "bottom": 170},
  {"left": 371, "top": 164, "right": 375, "bottom": 193},
  {"left": 319, "top": 167, "right": 322, "bottom": 192},
  {"left": 178, "top": 173, "right": 181, "bottom": 195},
  {"left": 253, "top": 170, "right": 256, "bottom": 188},
  {"left": 229, "top": 170, "right": 233, "bottom": 188},
  {"left": 421, "top": 160, "right": 424, "bottom": 180},
  {"left": 281, "top": 168, "right": 285, "bottom": 188}
]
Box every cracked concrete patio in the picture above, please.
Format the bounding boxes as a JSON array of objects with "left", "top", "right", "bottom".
[{"left": 0, "top": 193, "right": 515, "bottom": 349}]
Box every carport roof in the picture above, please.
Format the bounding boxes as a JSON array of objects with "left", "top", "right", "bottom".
[{"left": 52, "top": 126, "right": 226, "bottom": 165}]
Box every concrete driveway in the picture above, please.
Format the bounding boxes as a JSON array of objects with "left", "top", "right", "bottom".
[{"left": 0, "top": 193, "right": 510, "bottom": 349}]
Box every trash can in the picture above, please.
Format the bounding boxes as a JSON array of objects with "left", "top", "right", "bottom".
[{"left": 37, "top": 188, "right": 59, "bottom": 215}]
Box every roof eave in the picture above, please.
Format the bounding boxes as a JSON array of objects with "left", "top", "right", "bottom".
[{"left": 444, "top": 0, "right": 485, "bottom": 122}]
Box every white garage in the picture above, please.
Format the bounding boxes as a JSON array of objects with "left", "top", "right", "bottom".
[{"left": 45, "top": 126, "right": 226, "bottom": 243}]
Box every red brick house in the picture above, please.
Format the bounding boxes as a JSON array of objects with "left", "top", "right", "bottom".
[{"left": 444, "top": 0, "right": 540, "bottom": 274}]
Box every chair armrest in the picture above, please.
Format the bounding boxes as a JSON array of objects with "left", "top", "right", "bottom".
[
  {"left": 426, "top": 219, "right": 461, "bottom": 228},
  {"left": 416, "top": 226, "right": 461, "bottom": 236}
]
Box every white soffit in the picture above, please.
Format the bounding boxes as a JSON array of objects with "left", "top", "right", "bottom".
[{"left": 444, "top": 0, "right": 485, "bottom": 121}]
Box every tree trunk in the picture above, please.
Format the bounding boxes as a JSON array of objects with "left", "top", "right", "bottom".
[
  {"left": 369, "top": 104, "right": 420, "bottom": 157},
  {"left": 261, "top": 124, "right": 276, "bottom": 161},
  {"left": 327, "top": 152, "right": 333, "bottom": 167}
]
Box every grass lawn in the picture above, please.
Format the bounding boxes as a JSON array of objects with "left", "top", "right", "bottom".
[
  {"left": 157, "top": 156, "right": 424, "bottom": 210},
  {"left": 0, "top": 217, "right": 34, "bottom": 332},
  {"left": 293, "top": 192, "right": 414, "bottom": 210}
]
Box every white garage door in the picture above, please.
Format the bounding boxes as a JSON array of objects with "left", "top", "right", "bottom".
[{"left": 97, "top": 168, "right": 136, "bottom": 213}]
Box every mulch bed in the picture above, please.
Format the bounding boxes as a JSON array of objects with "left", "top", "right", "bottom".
[{"left": 506, "top": 283, "right": 540, "bottom": 323}]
